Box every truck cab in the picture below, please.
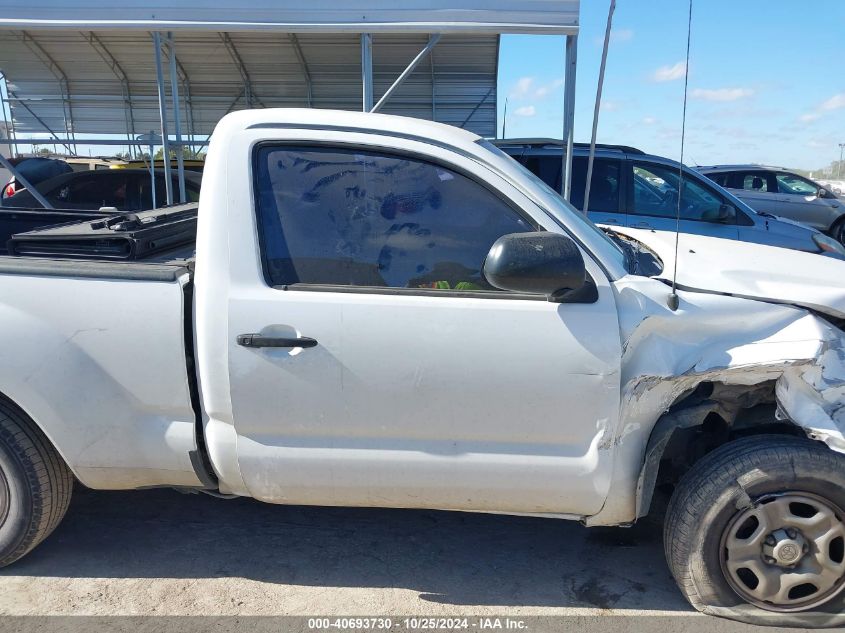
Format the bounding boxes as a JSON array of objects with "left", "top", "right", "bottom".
[{"left": 0, "top": 110, "right": 844, "bottom": 624}]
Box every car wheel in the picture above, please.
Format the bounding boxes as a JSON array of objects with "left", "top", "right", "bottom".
[
  {"left": 664, "top": 435, "right": 845, "bottom": 626},
  {"left": 831, "top": 218, "right": 845, "bottom": 247},
  {"left": 0, "top": 398, "right": 73, "bottom": 567}
]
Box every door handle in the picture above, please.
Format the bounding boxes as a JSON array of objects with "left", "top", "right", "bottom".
[
  {"left": 632, "top": 221, "right": 653, "bottom": 228},
  {"left": 237, "top": 334, "right": 318, "bottom": 348}
]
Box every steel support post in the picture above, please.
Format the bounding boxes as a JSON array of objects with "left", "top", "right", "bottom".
[
  {"left": 361, "top": 34, "right": 373, "bottom": 112},
  {"left": 167, "top": 32, "right": 186, "bottom": 203},
  {"left": 561, "top": 34, "right": 578, "bottom": 203},
  {"left": 152, "top": 31, "right": 174, "bottom": 206},
  {"left": 371, "top": 34, "right": 440, "bottom": 113}
]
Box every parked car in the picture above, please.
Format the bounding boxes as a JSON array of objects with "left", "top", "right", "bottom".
[
  {"left": 0, "top": 110, "right": 844, "bottom": 625},
  {"left": 495, "top": 140, "right": 845, "bottom": 259},
  {"left": 1, "top": 168, "right": 202, "bottom": 211},
  {"left": 698, "top": 165, "right": 844, "bottom": 244},
  {"left": 1, "top": 156, "right": 72, "bottom": 199}
]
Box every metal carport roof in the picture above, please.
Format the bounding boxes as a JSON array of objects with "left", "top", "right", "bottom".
[
  {"left": 0, "top": 1, "right": 581, "bottom": 205},
  {"left": 0, "top": 31, "right": 503, "bottom": 138}
]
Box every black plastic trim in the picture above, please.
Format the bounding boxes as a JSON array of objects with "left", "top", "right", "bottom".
[
  {"left": 182, "top": 281, "right": 218, "bottom": 490},
  {"left": 276, "top": 279, "right": 599, "bottom": 304}
]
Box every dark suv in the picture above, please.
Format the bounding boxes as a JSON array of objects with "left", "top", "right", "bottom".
[{"left": 495, "top": 139, "right": 845, "bottom": 258}]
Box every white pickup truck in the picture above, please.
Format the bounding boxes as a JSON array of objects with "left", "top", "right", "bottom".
[{"left": 0, "top": 110, "right": 844, "bottom": 625}]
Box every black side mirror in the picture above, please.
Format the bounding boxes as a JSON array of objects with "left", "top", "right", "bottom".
[
  {"left": 817, "top": 188, "right": 828, "bottom": 199},
  {"left": 483, "top": 232, "right": 586, "bottom": 302}
]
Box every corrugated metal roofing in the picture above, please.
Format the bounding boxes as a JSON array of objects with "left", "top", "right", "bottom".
[
  {"left": 0, "top": 2, "right": 580, "bottom": 142},
  {"left": 0, "top": 30, "right": 499, "bottom": 138}
]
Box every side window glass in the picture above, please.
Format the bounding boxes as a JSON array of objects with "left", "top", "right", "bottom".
[
  {"left": 706, "top": 173, "right": 728, "bottom": 187},
  {"left": 632, "top": 162, "right": 726, "bottom": 222},
  {"left": 568, "top": 157, "right": 620, "bottom": 213},
  {"left": 64, "top": 175, "right": 128, "bottom": 208},
  {"left": 137, "top": 174, "right": 169, "bottom": 209},
  {"left": 186, "top": 183, "right": 201, "bottom": 203},
  {"left": 254, "top": 146, "right": 535, "bottom": 292},
  {"left": 523, "top": 155, "right": 562, "bottom": 192},
  {"left": 776, "top": 173, "right": 818, "bottom": 196},
  {"left": 742, "top": 173, "right": 769, "bottom": 192}
]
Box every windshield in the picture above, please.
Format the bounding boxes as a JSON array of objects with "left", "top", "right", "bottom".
[{"left": 476, "top": 140, "right": 629, "bottom": 274}]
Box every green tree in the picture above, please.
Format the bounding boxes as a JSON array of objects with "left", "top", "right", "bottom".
[{"left": 153, "top": 146, "right": 196, "bottom": 160}]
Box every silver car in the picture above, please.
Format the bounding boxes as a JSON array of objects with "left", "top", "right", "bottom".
[{"left": 698, "top": 165, "right": 845, "bottom": 245}]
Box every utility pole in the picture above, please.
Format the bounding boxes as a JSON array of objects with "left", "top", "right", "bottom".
[
  {"left": 839, "top": 143, "right": 844, "bottom": 179},
  {"left": 502, "top": 97, "right": 508, "bottom": 139}
]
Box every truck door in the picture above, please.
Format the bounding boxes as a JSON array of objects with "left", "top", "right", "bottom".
[{"left": 223, "top": 142, "right": 621, "bottom": 516}]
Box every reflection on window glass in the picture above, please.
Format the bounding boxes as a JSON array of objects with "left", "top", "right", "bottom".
[
  {"left": 705, "top": 172, "right": 729, "bottom": 187},
  {"left": 60, "top": 175, "right": 128, "bottom": 208},
  {"left": 254, "top": 146, "right": 534, "bottom": 291},
  {"left": 569, "top": 157, "right": 621, "bottom": 213},
  {"left": 776, "top": 173, "right": 818, "bottom": 196},
  {"left": 742, "top": 173, "right": 769, "bottom": 192},
  {"left": 632, "top": 162, "right": 724, "bottom": 221}
]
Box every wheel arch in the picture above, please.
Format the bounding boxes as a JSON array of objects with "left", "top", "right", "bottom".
[
  {"left": 0, "top": 389, "right": 80, "bottom": 483},
  {"left": 635, "top": 379, "right": 821, "bottom": 519}
]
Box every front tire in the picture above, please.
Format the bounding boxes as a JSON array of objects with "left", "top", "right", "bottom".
[
  {"left": 0, "top": 398, "right": 73, "bottom": 567},
  {"left": 664, "top": 435, "right": 845, "bottom": 627}
]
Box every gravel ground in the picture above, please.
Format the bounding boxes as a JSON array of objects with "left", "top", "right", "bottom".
[{"left": 0, "top": 485, "right": 690, "bottom": 617}]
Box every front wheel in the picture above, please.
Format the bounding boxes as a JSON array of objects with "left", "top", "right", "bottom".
[{"left": 664, "top": 435, "right": 845, "bottom": 626}]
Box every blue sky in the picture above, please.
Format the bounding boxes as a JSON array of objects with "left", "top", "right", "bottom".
[{"left": 497, "top": 0, "right": 845, "bottom": 171}]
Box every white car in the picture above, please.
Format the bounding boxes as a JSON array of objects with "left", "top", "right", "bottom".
[{"left": 0, "top": 110, "right": 843, "bottom": 626}]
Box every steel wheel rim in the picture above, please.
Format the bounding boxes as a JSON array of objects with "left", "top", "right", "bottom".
[{"left": 720, "top": 492, "right": 845, "bottom": 612}]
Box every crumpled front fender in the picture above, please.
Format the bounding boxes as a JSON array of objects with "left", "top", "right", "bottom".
[
  {"left": 777, "top": 335, "right": 845, "bottom": 453},
  {"left": 588, "top": 277, "right": 845, "bottom": 527}
]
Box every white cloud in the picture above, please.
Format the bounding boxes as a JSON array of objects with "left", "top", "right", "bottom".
[
  {"left": 691, "top": 88, "right": 754, "bottom": 102},
  {"left": 513, "top": 105, "right": 536, "bottom": 117},
  {"left": 510, "top": 77, "right": 535, "bottom": 99},
  {"left": 799, "top": 93, "right": 845, "bottom": 123},
  {"left": 642, "top": 116, "right": 657, "bottom": 125},
  {"left": 534, "top": 78, "right": 564, "bottom": 98},
  {"left": 651, "top": 62, "right": 686, "bottom": 82},
  {"left": 600, "top": 101, "right": 621, "bottom": 112},
  {"left": 820, "top": 94, "right": 845, "bottom": 111}
]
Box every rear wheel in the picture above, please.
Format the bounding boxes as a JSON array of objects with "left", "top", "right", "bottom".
[
  {"left": 0, "top": 399, "right": 73, "bottom": 567},
  {"left": 831, "top": 218, "right": 845, "bottom": 247},
  {"left": 665, "top": 435, "right": 845, "bottom": 626}
]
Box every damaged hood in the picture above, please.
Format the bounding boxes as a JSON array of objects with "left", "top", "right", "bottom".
[{"left": 611, "top": 227, "right": 845, "bottom": 319}]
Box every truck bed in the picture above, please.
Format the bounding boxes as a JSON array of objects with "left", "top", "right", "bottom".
[{"left": 0, "top": 247, "right": 204, "bottom": 490}]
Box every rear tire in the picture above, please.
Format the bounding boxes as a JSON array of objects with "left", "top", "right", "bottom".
[
  {"left": 664, "top": 435, "right": 845, "bottom": 627},
  {"left": 0, "top": 398, "right": 73, "bottom": 567},
  {"left": 830, "top": 218, "right": 845, "bottom": 247}
]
